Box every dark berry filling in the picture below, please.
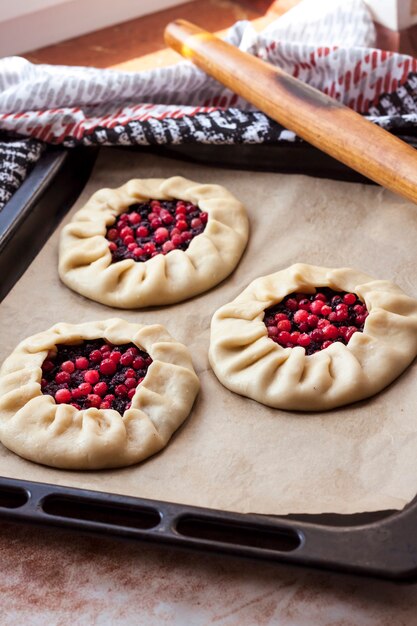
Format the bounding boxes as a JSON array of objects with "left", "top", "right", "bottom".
[
  {"left": 41, "top": 339, "right": 152, "bottom": 413},
  {"left": 263, "top": 288, "right": 369, "bottom": 356},
  {"left": 106, "top": 199, "right": 208, "bottom": 262}
]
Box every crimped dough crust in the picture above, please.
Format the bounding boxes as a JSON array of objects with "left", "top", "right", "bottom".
[
  {"left": 209, "top": 264, "right": 417, "bottom": 411},
  {"left": 0, "top": 319, "right": 200, "bottom": 469},
  {"left": 59, "top": 176, "right": 249, "bottom": 308}
]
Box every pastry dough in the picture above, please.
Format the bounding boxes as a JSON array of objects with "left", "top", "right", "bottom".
[
  {"left": 0, "top": 319, "right": 200, "bottom": 469},
  {"left": 59, "top": 177, "right": 249, "bottom": 308},
  {"left": 209, "top": 264, "right": 417, "bottom": 410}
]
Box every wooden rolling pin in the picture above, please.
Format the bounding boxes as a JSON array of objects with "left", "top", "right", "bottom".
[{"left": 165, "top": 19, "right": 417, "bottom": 204}]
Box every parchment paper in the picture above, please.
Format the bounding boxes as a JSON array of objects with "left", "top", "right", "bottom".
[{"left": 1, "top": 148, "right": 416, "bottom": 515}]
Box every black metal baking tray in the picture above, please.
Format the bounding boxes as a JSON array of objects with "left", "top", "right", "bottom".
[{"left": 1, "top": 143, "right": 417, "bottom": 582}]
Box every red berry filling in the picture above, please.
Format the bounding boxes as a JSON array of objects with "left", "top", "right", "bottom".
[
  {"left": 41, "top": 339, "right": 152, "bottom": 413},
  {"left": 106, "top": 199, "right": 208, "bottom": 263},
  {"left": 263, "top": 288, "right": 368, "bottom": 355}
]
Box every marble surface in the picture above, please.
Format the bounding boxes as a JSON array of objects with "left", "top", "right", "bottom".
[{"left": 1, "top": 521, "right": 417, "bottom": 625}]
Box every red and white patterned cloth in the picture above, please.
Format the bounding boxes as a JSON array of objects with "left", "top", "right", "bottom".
[{"left": 1, "top": 0, "right": 417, "bottom": 207}]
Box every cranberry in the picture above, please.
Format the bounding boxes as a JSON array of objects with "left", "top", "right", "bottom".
[
  {"left": 87, "top": 394, "right": 101, "bottom": 408},
  {"left": 321, "top": 341, "right": 333, "bottom": 349},
  {"left": 323, "top": 325, "right": 338, "bottom": 340},
  {"left": 61, "top": 360, "right": 75, "bottom": 374},
  {"left": 136, "top": 226, "right": 149, "bottom": 238},
  {"left": 307, "top": 314, "right": 318, "bottom": 328},
  {"left": 133, "top": 247, "right": 144, "bottom": 258},
  {"left": 120, "top": 226, "right": 133, "bottom": 238},
  {"left": 107, "top": 229, "right": 118, "bottom": 241},
  {"left": 274, "top": 313, "right": 288, "bottom": 322},
  {"left": 162, "top": 241, "right": 175, "bottom": 254},
  {"left": 154, "top": 227, "right": 169, "bottom": 244},
  {"left": 290, "top": 331, "right": 300, "bottom": 343},
  {"left": 127, "top": 388, "right": 137, "bottom": 399},
  {"left": 310, "top": 300, "right": 324, "bottom": 314},
  {"left": 55, "top": 389, "right": 72, "bottom": 404},
  {"left": 109, "top": 242, "right": 117, "bottom": 252},
  {"left": 128, "top": 212, "right": 141, "bottom": 225},
  {"left": 321, "top": 305, "right": 332, "bottom": 316},
  {"left": 84, "top": 370, "right": 100, "bottom": 384},
  {"left": 100, "top": 359, "right": 117, "bottom": 376},
  {"left": 110, "top": 351, "right": 121, "bottom": 363},
  {"left": 94, "top": 381, "right": 108, "bottom": 396},
  {"left": 55, "top": 371, "right": 70, "bottom": 384},
  {"left": 277, "top": 331, "right": 291, "bottom": 344},
  {"left": 115, "top": 384, "right": 127, "bottom": 397},
  {"left": 78, "top": 382, "right": 92, "bottom": 396},
  {"left": 200, "top": 212, "right": 208, "bottom": 223},
  {"left": 267, "top": 326, "right": 278, "bottom": 337},
  {"left": 310, "top": 329, "right": 323, "bottom": 342},
  {"left": 294, "top": 310, "right": 309, "bottom": 324},
  {"left": 343, "top": 293, "right": 356, "bottom": 305},
  {"left": 133, "top": 356, "right": 146, "bottom": 369},
  {"left": 75, "top": 356, "right": 90, "bottom": 370},
  {"left": 125, "top": 377, "right": 137, "bottom": 389},
  {"left": 277, "top": 320, "right": 291, "bottom": 332},
  {"left": 89, "top": 350, "right": 102, "bottom": 363},
  {"left": 124, "top": 235, "right": 135, "bottom": 246},
  {"left": 286, "top": 299, "right": 298, "bottom": 311},
  {"left": 297, "top": 333, "right": 311, "bottom": 347},
  {"left": 345, "top": 327, "right": 358, "bottom": 341},
  {"left": 315, "top": 292, "right": 327, "bottom": 301},
  {"left": 120, "top": 352, "right": 134, "bottom": 367}
]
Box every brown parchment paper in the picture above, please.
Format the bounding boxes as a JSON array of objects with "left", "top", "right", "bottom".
[{"left": 1, "top": 147, "right": 416, "bottom": 515}]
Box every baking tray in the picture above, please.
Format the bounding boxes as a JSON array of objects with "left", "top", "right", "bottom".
[{"left": 1, "top": 142, "right": 417, "bottom": 582}]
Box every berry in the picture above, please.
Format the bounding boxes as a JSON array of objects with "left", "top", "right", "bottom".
[
  {"left": 162, "top": 241, "right": 175, "bottom": 254},
  {"left": 154, "top": 227, "right": 169, "bottom": 244},
  {"left": 323, "top": 325, "right": 338, "bottom": 340},
  {"left": 274, "top": 313, "right": 288, "bottom": 322},
  {"left": 307, "top": 314, "right": 318, "bottom": 328},
  {"left": 89, "top": 350, "right": 102, "bottom": 363},
  {"left": 133, "top": 247, "right": 145, "bottom": 258},
  {"left": 100, "top": 359, "right": 117, "bottom": 376},
  {"left": 115, "top": 384, "right": 127, "bottom": 397},
  {"left": 87, "top": 394, "right": 101, "bottom": 408},
  {"left": 55, "top": 371, "right": 70, "bottom": 384},
  {"left": 55, "top": 389, "right": 71, "bottom": 404},
  {"left": 61, "top": 361, "right": 75, "bottom": 374},
  {"left": 321, "top": 305, "right": 332, "bottom": 316},
  {"left": 128, "top": 212, "right": 141, "bottom": 225},
  {"left": 277, "top": 320, "right": 291, "bottom": 332},
  {"left": 94, "top": 381, "right": 108, "bottom": 396},
  {"left": 84, "top": 370, "right": 100, "bottom": 384},
  {"left": 267, "top": 326, "right": 278, "bottom": 337},
  {"left": 286, "top": 298, "right": 298, "bottom": 311},
  {"left": 107, "top": 228, "right": 118, "bottom": 241},
  {"left": 78, "top": 382, "right": 92, "bottom": 396},
  {"left": 136, "top": 226, "right": 149, "bottom": 238},
  {"left": 310, "top": 300, "right": 324, "bottom": 314},
  {"left": 277, "top": 331, "right": 291, "bottom": 344},
  {"left": 125, "top": 377, "right": 137, "bottom": 389},
  {"left": 297, "top": 333, "right": 311, "bottom": 347},
  {"left": 133, "top": 356, "right": 146, "bottom": 370},
  {"left": 294, "top": 309, "right": 309, "bottom": 324},
  {"left": 128, "top": 388, "right": 137, "bottom": 399},
  {"left": 75, "top": 356, "right": 90, "bottom": 370},
  {"left": 120, "top": 352, "right": 134, "bottom": 367},
  {"left": 321, "top": 341, "right": 333, "bottom": 350},
  {"left": 343, "top": 293, "right": 356, "bottom": 305}
]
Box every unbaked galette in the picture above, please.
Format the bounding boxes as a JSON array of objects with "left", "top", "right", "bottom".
[
  {"left": 209, "top": 264, "right": 417, "bottom": 410},
  {"left": 59, "top": 177, "right": 249, "bottom": 308},
  {"left": 0, "top": 319, "right": 199, "bottom": 469}
]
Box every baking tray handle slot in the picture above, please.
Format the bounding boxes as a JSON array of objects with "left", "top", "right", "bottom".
[
  {"left": 175, "top": 515, "right": 301, "bottom": 552},
  {"left": 41, "top": 494, "right": 161, "bottom": 530},
  {"left": 0, "top": 485, "right": 29, "bottom": 509}
]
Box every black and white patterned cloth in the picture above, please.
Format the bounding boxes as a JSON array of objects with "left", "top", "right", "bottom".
[{"left": 0, "top": 137, "right": 44, "bottom": 209}]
